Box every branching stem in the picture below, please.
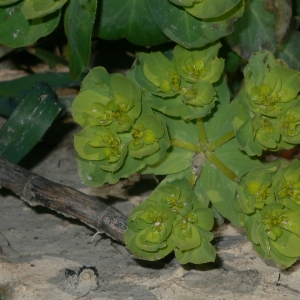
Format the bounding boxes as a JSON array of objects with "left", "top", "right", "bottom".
[
  {"left": 197, "top": 118, "right": 208, "bottom": 145},
  {"left": 207, "top": 130, "right": 235, "bottom": 151},
  {"left": 206, "top": 151, "right": 238, "bottom": 182},
  {"left": 170, "top": 138, "right": 201, "bottom": 152}
]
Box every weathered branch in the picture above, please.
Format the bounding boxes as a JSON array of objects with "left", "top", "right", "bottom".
[{"left": 0, "top": 156, "right": 127, "bottom": 243}]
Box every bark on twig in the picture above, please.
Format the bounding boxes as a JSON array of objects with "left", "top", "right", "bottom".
[{"left": 0, "top": 156, "right": 127, "bottom": 243}]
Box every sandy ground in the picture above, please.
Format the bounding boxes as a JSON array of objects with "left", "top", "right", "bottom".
[{"left": 0, "top": 109, "right": 300, "bottom": 299}]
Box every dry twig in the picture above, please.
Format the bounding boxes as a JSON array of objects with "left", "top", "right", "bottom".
[{"left": 0, "top": 156, "right": 127, "bottom": 243}]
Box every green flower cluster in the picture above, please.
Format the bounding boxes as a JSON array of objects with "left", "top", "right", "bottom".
[
  {"left": 168, "top": 0, "right": 242, "bottom": 19},
  {"left": 235, "top": 159, "right": 300, "bottom": 268},
  {"left": 128, "top": 42, "right": 224, "bottom": 120},
  {"left": 234, "top": 51, "right": 300, "bottom": 156},
  {"left": 71, "top": 67, "right": 170, "bottom": 186},
  {"left": 124, "top": 178, "right": 216, "bottom": 264}
]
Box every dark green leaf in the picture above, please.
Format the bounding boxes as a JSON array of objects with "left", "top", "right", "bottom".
[
  {"left": 0, "top": 72, "right": 86, "bottom": 98},
  {"left": 94, "top": 0, "right": 168, "bottom": 46},
  {"left": 0, "top": 82, "right": 63, "bottom": 163},
  {"left": 64, "top": 0, "right": 97, "bottom": 79},
  {"left": 0, "top": 0, "right": 60, "bottom": 47},
  {"left": 27, "top": 47, "right": 68, "bottom": 68},
  {"left": 149, "top": 0, "right": 244, "bottom": 48},
  {"left": 226, "top": 0, "right": 276, "bottom": 59},
  {"left": 0, "top": 0, "right": 19, "bottom": 4},
  {"left": 276, "top": 30, "right": 300, "bottom": 71}
]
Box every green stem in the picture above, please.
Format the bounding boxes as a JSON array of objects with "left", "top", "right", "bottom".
[
  {"left": 189, "top": 173, "right": 197, "bottom": 188},
  {"left": 197, "top": 118, "right": 207, "bottom": 145},
  {"left": 206, "top": 151, "right": 238, "bottom": 182},
  {"left": 207, "top": 130, "right": 235, "bottom": 152},
  {"left": 170, "top": 138, "right": 201, "bottom": 152}
]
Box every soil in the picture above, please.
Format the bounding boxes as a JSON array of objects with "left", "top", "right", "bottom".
[{"left": 1, "top": 44, "right": 300, "bottom": 300}]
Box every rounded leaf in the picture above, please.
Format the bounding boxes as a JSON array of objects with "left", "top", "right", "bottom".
[{"left": 21, "top": 0, "right": 67, "bottom": 20}]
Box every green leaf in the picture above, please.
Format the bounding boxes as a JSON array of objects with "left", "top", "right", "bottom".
[
  {"left": 80, "top": 67, "right": 112, "bottom": 95},
  {"left": 94, "top": 0, "right": 168, "bottom": 46},
  {"left": 21, "top": 0, "right": 67, "bottom": 19},
  {"left": 0, "top": 72, "right": 86, "bottom": 98},
  {"left": 197, "top": 162, "right": 240, "bottom": 226},
  {"left": 149, "top": 0, "right": 244, "bottom": 48},
  {"left": 156, "top": 111, "right": 199, "bottom": 143},
  {"left": 276, "top": 30, "right": 300, "bottom": 71},
  {"left": 110, "top": 74, "right": 142, "bottom": 132},
  {"left": 185, "top": 0, "right": 241, "bottom": 19},
  {"left": 243, "top": 51, "right": 278, "bottom": 86},
  {"left": 233, "top": 89, "right": 264, "bottom": 156},
  {"left": 181, "top": 80, "right": 216, "bottom": 106},
  {"left": 64, "top": 0, "right": 97, "bottom": 79},
  {"left": 147, "top": 178, "right": 193, "bottom": 216},
  {"left": 212, "top": 139, "right": 263, "bottom": 177},
  {"left": 280, "top": 209, "right": 300, "bottom": 238},
  {"left": 143, "top": 52, "right": 180, "bottom": 97},
  {"left": 27, "top": 47, "right": 68, "bottom": 68},
  {"left": 129, "top": 114, "right": 170, "bottom": 165},
  {"left": 72, "top": 89, "right": 111, "bottom": 127},
  {"left": 226, "top": 0, "right": 277, "bottom": 60},
  {"left": 193, "top": 208, "right": 214, "bottom": 230},
  {"left": 245, "top": 214, "right": 297, "bottom": 269},
  {"left": 125, "top": 231, "right": 174, "bottom": 261},
  {"left": 145, "top": 91, "right": 216, "bottom": 120},
  {"left": 72, "top": 73, "right": 141, "bottom": 131},
  {"left": 141, "top": 147, "right": 191, "bottom": 175},
  {"left": 278, "top": 101, "right": 300, "bottom": 145},
  {"left": 168, "top": 0, "right": 193, "bottom": 6},
  {"left": 237, "top": 166, "right": 274, "bottom": 214},
  {"left": 204, "top": 89, "right": 263, "bottom": 177},
  {"left": 205, "top": 98, "right": 235, "bottom": 142},
  {"left": 171, "top": 222, "right": 201, "bottom": 251},
  {"left": 125, "top": 200, "right": 176, "bottom": 259},
  {"left": 0, "top": 0, "right": 19, "bottom": 5},
  {"left": 174, "top": 228, "right": 216, "bottom": 264},
  {"left": 0, "top": 0, "right": 60, "bottom": 47},
  {"left": 273, "top": 159, "right": 300, "bottom": 209},
  {"left": 75, "top": 152, "right": 145, "bottom": 187},
  {"left": 0, "top": 72, "right": 85, "bottom": 118},
  {"left": 172, "top": 42, "right": 224, "bottom": 83},
  {"left": 135, "top": 227, "right": 169, "bottom": 252},
  {"left": 0, "top": 82, "right": 63, "bottom": 163},
  {"left": 252, "top": 114, "right": 280, "bottom": 149},
  {"left": 127, "top": 53, "right": 161, "bottom": 95},
  {"left": 74, "top": 126, "right": 126, "bottom": 163}
]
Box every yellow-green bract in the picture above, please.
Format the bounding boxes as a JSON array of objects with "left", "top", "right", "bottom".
[
  {"left": 129, "top": 42, "right": 224, "bottom": 120},
  {"left": 124, "top": 178, "right": 216, "bottom": 264},
  {"left": 234, "top": 51, "right": 300, "bottom": 156},
  {"left": 236, "top": 159, "right": 300, "bottom": 269},
  {"left": 71, "top": 68, "right": 170, "bottom": 186}
]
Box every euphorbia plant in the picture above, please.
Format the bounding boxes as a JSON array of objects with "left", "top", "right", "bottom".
[
  {"left": 71, "top": 45, "right": 300, "bottom": 268},
  {"left": 1, "top": 0, "right": 300, "bottom": 269}
]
